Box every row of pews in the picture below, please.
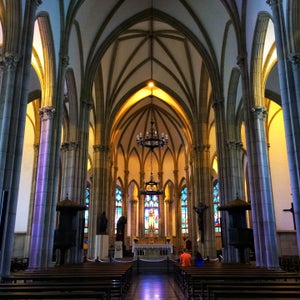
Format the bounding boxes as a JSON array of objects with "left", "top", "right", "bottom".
[
  {"left": 0, "top": 261, "right": 133, "bottom": 299},
  {"left": 174, "top": 262, "right": 300, "bottom": 299}
]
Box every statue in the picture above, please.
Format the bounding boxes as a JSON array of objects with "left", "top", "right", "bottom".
[
  {"left": 98, "top": 211, "right": 108, "bottom": 234},
  {"left": 116, "top": 216, "right": 127, "bottom": 235},
  {"left": 194, "top": 202, "right": 208, "bottom": 243}
]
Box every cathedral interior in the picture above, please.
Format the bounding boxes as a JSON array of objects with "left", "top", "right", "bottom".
[{"left": 0, "top": 0, "right": 300, "bottom": 278}]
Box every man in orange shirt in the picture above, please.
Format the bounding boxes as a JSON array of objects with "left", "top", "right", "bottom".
[{"left": 180, "top": 249, "right": 192, "bottom": 267}]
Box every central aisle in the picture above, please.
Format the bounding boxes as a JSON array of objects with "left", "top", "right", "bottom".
[{"left": 125, "top": 273, "right": 186, "bottom": 300}]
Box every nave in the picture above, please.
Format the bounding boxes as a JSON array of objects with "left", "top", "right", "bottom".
[
  {"left": 1, "top": 258, "right": 300, "bottom": 300},
  {"left": 125, "top": 273, "right": 185, "bottom": 300}
]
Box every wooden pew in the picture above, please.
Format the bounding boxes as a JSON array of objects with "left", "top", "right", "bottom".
[
  {"left": 1, "top": 262, "right": 133, "bottom": 299},
  {"left": 212, "top": 289, "right": 300, "bottom": 299},
  {"left": 173, "top": 262, "right": 300, "bottom": 299},
  {"left": 0, "top": 290, "right": 107, "bottom": 299},
  {"left": 207, "top": 283, "right": 300, "bottom": 299}
]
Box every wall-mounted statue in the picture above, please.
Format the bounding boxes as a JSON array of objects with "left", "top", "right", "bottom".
[
  {"left": 98, "top": 211, "right": 108, "bottom": 234},
  {"left": 116, "top": 216, "right": 127, "bottom": 235},
  {"left": 194, "top": 202, "right": 208, "bottom": 243}
]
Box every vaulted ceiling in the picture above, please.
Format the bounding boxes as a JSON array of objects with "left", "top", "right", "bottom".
[{"left": 31, "top": 1, "right": 278, "bottom": 172}]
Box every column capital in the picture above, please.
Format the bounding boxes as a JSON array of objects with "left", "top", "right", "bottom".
[
  {"left": 251, "top": 106, "right": 267, "bottom": 120},
  {"left": 212, "top": 98, "right": 224, "bottom": 110},
  {"left": 131, "top": 199, "right": 138, "bottom": 204},
  {"left": 288, "top": 53, "right": 300, "bottom": 68},
  {"left": 93, "top": 144, "right": 109, "bottom": 152},
  {"left": 1, "top": 52, "right": 20, "bottom": 71},
  {"left": 81, "top": 98, "right": 93, "bottom": 110},
  {"left": 266, "top": 0, "right": 282, "bottom": 7},
  {"left": 33, "top": 143, "right": 39, "bottom": 152},
  {"left": 39, "top": 106, "right": 55, "bottom": 121},
  {"left": 236, "top": 52, "right": 247, "bottom": 69},
  {"left": 194, "top": 144, "right": 210, "bottom": 152},
  {"left": 227, "top": 140, "right": 243, "bottom": 150},
  {"left": 61, "top": 141, "right": 79, "bottom": 151},
  {"left": 61, "top": 55, "right": 69, "bottom": 68},
  {"left": 32, "top": 0, "right": 43, "bottom": 8}
]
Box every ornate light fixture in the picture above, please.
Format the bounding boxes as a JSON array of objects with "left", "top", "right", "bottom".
[
  {"left": 136, "top": 119, "right": 168, "bottom": 151},
  {"left": 137, "top": 0, "right": 166, "bottom": 197},
  {"left": 136, "top": 5, "right": 168, "bottom": 152},
  {"left": 141, "top": 172, "right": 163, "bottom": 196}
]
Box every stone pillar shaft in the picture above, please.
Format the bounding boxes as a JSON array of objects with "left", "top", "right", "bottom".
[
  {"left": 28, "top": 106, "right": 55, "bottom": 269},
  {"left": 252, "top": 106, "right": 279, "bottom": 269},
  {"left": 267, "top": 0, "right": 300, "bottom": 256}
]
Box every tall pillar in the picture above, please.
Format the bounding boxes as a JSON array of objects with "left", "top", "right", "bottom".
[
  {"left": 226, "top": 141, "right": 244, "bottom": 199},
  {"left": 267, "top": 0, "right": 300, "bottom": 255},
  {"left": 59, "top": 141, "right": 80, "bottom": 264},
  {"left": 287, "top": 53, "right": 300, "bottom": 250},
  {"left": 89, "top": 144, "right": 109, "bottom": 259},
  {"left": 194, "top": 144, "right": 215, "bottom": 258},
  {"left": 164, "top": 199, "right": 171, "bottom": 238},
  {"left": 28, "top": 106, "right": 56, "bottom": 270},
  {"left": 0, "top": 53, "right": 20, "bottom": 276},
  {"left": 139, "top": 170, "right": 145, "bottom": 238},
  {"left": 124, "top": 169, "right": 129, "bottom": 226},
  {"left": 252, "top": 106, "right": 279, "bottom": 269},
  {"left": 130, "top": 199, "right": 138, "bottom": 241},
  {"left": 158, "top": 171, "right": 165, "bottom": 237},
  {"left": 212, "top": 98, "right": 234, "bottom": 262},
  {"left": 25, "top": 143, "right": 40, "bottom": 257},
  {"left": 60, "top": 142, "right": 79, "bottom": 198}
]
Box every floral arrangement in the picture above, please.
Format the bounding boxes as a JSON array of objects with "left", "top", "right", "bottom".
[{"left": 133, "top": 237, "right": 139, "bottom": 243}]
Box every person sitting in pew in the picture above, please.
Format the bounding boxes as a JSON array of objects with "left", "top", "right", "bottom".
[{"left": 180, "top": 249, "right": 192, "bottom": 267}]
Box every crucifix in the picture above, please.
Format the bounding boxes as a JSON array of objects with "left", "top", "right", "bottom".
[{"left": 283, "top": 202, "right": 296, "bottom": 230}]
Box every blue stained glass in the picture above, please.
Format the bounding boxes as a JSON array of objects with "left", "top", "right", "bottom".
[
  {"left": 181, "top": 187, "right": 188, "bottom": 234},
  {"left": 213, "top": 181, "right": 221, "bottom": 232},
  {"left": 145, "top": 195, "right": 159, "bottom": 234},
  {"left": 115, "top": 187, "right": 123, "bottom": 233},
  {"left": 84, "top": 185, "right": 90, "bottom": 234}
]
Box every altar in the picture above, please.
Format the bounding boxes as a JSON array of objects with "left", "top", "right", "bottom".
[{"left": 132, "top": 244, "right": 173, "bottom": 259}]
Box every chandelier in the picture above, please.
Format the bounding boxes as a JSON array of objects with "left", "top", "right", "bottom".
[
  {"left": 138, "top": 1, "right": 166, "bottom": 197},
  {"left": 136, "top": 6, "right": 168, "bottom": 152},
  {"left": 141, "top": 172, "right": 163, "bottom": 196},
  {"left": 136, "top": 119, "right": 168, "bottom": 151}
]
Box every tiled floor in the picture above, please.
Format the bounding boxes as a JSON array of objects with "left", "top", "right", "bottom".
[{"left": 125, "top": 273, "right": 186, "bottom": 299}]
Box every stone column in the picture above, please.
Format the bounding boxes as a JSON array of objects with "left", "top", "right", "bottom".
[
  {"left": 60, "top": 141, "right": 79, "bottom": 198},
  {"left": 267, "top": 0, "right": 300, "bottom": 255},
  {"left": 0, "top": 0, "right": 41, "bottom": 275},
  {"left": 130, "top": 199, "right": 138, "bottom": 241},
  {"left": 28, "top": 106, "right": 56, "bottom": 270},
  {"left": 0, "top": 53, "right": 20, "bottom": 276},
  {"left": 89, "top": 144, "right": 110, "bottom": 259},
  {"left": 288, "top": 53, "right": 300, "bottom": 248},
  {"left": 24, "top": 143, "right": 40, "bottom": 257},
  {"left": 59, "top": 141, "right": 80, "bottom": 263},
  {"left": 226, "top": 141, "right": 244, "bottom": 198},
  {"left": 192, "top": 144, "right": 215, "bottom": 257},
  {"left": 222, "top": 140, "right": 246, "bottom": 263},
  {"left": 158, "top": 171, "right": 164, "bottom": 237},
  {"left": 139, "top": 170, "right": 145, "bottom": 237},
  {"left": 252, "top": 106, "right": 279, "bottom": 269},
  {"left": 164, "top": 198, "right": 171, "bottom": 239},
  {"left": 212, "top": 98, "right": 233, "bottom": 262},
  {"left": 124, "top": 169, "right": 129, "bottom": 226}
]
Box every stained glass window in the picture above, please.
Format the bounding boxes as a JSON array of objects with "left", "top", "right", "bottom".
[
  {"left": 181, "top": 186, "right": 188, "bottom": 234},
  {"left": 144, "top": 195, "right": 159, "bottom": 234},
  {"left": 84, "top": 184, "right": 90, "bottom": 234},
  {"left": 115, "top": 187, "right": 122, "bottom": 233},
  {"left": 213, "top": 181, "right": 221, "bottom": 232}
]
